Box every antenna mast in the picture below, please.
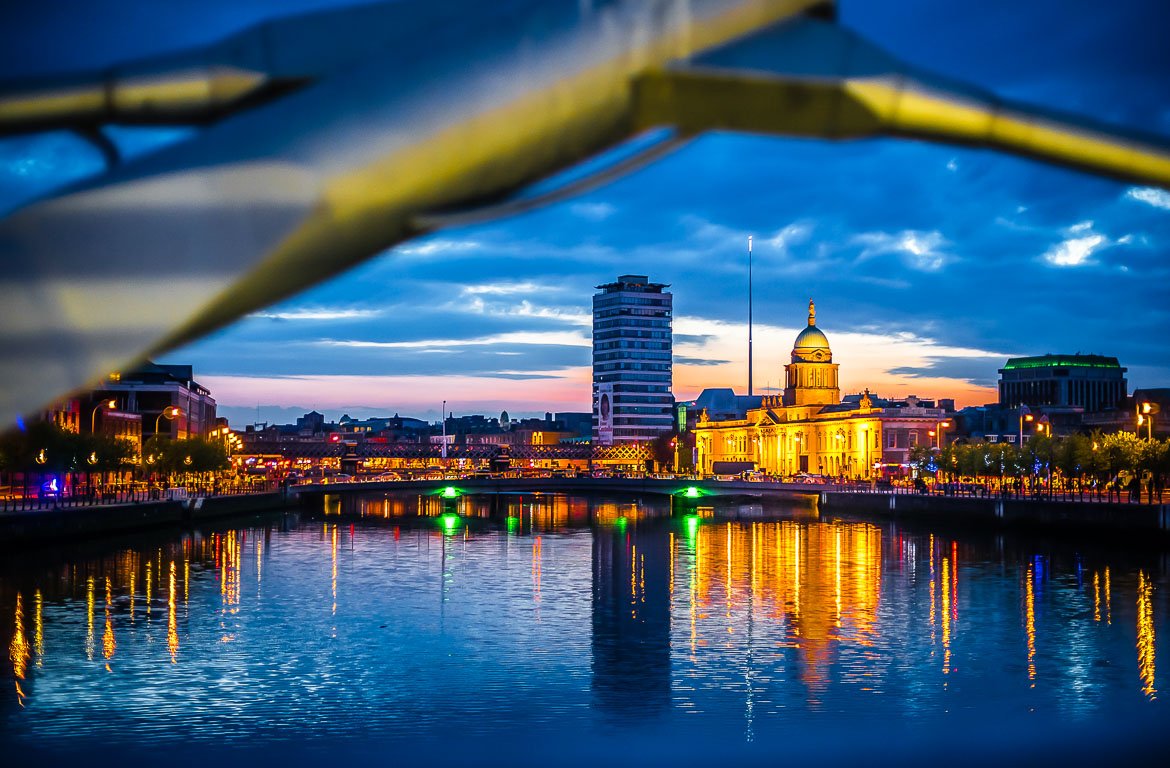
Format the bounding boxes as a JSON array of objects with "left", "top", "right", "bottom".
[{"left": 748, "top": 235, "right": 753, "bottom": 397}]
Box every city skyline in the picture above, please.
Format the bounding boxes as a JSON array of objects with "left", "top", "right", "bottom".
[{"left": 1, "top": 0, "right": 1168, "bottom": 428}]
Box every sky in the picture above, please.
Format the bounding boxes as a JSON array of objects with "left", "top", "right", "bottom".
[{"left": 2, "top": 0, "right": 1168, "bottom": 428}]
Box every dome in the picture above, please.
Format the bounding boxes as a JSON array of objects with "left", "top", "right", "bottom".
[{"left": 791, "top": 299, "right": 831, "bottom": 362}]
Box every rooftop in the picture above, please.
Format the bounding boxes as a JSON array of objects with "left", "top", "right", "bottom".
[{"left": 1001, "top": 354, "right": 1123, "bottom": 371}]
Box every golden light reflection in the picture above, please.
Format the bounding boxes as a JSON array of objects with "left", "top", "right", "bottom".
[
  {"left": 1093, "top": 571, "right": 1101, "bottom": 623},
  {"left": 1025, "top": 562, "right": 1036, "bottom": 685},
  {"left": 129, "top": 570, "right": 136, "bottom": 622},
  {"left": 950, "top": 542, "right": 958, "bottom": 626},
  {"left": 532, "top": 535, "right": 543, "bottom": 611},
  {"left": 101, "top": 577, "right": 115, "bottom": 665},
  {"left": 1137, "top": 570, "right": 1156, "bottom": 700},
  {"left": 929, "top": 535, "right": 936, "bottom": 648},
  {"left": 34, "top": 589, "right": 43, "bottom": 666},
  {"left": 1105, "top": 567, "right": 1112, "bottom": 625},
  {"left": 145, "top": 560, "right": 153, "bottom": 617},
  {"left": 331, "top": 525, "right": 338, "bottom": 617},
  {"left": 9, "top": 592, "right": 30, "bottom": 705},
  {"left": 834, "top": 527, "right": 842, "bottom": 630},
  {"left": 669, "top": 532, "right": 674, "bottom": 598},
  {"left": 168, "top": 561, "right": 179, "bottom": 664},
  {"left": 85, "top": 575, "right": 95, "bottom": 661},
  {"left": 941, "top": 557, "right": 951, "bottom": 675},
  {"left": 683, "top": 520, "right": 881, "bottom": 692}
]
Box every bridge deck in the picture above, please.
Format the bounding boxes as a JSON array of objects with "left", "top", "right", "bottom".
[{"left": 293, "top": 476, "right": 823, "bottom": 499}]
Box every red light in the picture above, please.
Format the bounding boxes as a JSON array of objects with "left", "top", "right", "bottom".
[{"left": 330, "top": 434, "right": 340, "bottom": 442}]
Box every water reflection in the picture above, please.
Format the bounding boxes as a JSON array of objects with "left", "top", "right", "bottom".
[
  {"left": 0, "top": 493, "right": 1166, "bottom": 754},
  {"left": 8, "top": 592, "right": 28, "bottom": 705},
  {"left": 1138, "top": 570, "right": 1156, "bottom": 700},
  {"left": 592, "top": 517, "right": 671, "bottom": 719}
]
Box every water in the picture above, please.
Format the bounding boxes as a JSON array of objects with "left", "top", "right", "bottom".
[{"left": 2, "top": 492, "right": 1168, "bottom": 765}]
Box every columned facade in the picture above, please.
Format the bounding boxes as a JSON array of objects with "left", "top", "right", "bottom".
[{"left": 696, "top": 303, "right": 943, "bottom": 479}]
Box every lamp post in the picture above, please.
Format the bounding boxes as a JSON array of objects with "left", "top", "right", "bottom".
[
  {"left": 935, "top": 420, "right": 952, "bottom": 450},
  {"left": 1018, "top": 406, "right": 1033, "bottom": 448},
  {"left": 91, "top": 399, "right": 116, "bottom": 434},
  {"left": 1137, "top": 401, "right": 1158, "bottom": 440},
  {"left": 154, "top": 406, "right": 181, "bottom": 437},
  {"left": 834, "top": 431, "right": 844, "bottom": 478}
]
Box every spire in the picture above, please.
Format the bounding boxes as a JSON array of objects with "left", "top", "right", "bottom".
[{"left": 808, "top": 298, "right": 816, "bottom": 326}]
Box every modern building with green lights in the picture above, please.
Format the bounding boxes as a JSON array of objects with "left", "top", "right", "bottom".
[{"left": 998, "top": 354, "right": 1127, "bottom": 412}]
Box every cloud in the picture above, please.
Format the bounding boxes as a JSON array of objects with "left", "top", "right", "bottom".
[
  {"left": 1043, "top": 221, "right": 1108, "bottom": 266},
  {"left": 394, "top": 238, "right": 483, "bottom": 257},
  {"left": 460, "top": 282, "right": 545, "bottom": 296},
  {"left": 1126, "top": 187, "right": 1170, "bottom": 210},
  {"left": 759, "top": 222, "right": 814, "bottom": 251},
  {"left": 250, "top": 308, "right": 383, "bottom": 321},
  {"left": 316, "top": 330, "right": 590, "bottom": 349},
  {"left": 674, "top": 356, "right": 729, "bottom": 366},
  {"left": 569, "top": 202, "right": 616, "bottom": 221},
  {"left": 851, "top": 230, "right": 951, "bottom": 271}
]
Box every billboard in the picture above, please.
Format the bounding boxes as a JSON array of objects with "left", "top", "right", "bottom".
[{"left": 597, "top": 383, "right": 613, "bottom": 446}]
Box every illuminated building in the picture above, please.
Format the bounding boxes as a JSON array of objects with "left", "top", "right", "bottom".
[
  {"left": 999, "top": 354, "right": 1127, "bottom": 412},
  {"left": 91, "top": 361, "right": 217, "bottom": 440},
  {"left": 695, "top": 301, "right": 946, "bottom": 478},
  {"left": 592, "top": 275, "right": 673, "bottom": 445}
]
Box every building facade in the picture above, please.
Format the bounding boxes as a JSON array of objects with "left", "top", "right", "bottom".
[
  {"left": 592, "top": 275, "right": 673, "bottom": 445},
  {"left": 92, "top": 362, "right": 217, "bottom": 440},
  {"left": 696, "top": 303, "right": 947, "bottom": 478},
  {"left": 998, "top": 354, "right": 1127, "bottom": 412}
]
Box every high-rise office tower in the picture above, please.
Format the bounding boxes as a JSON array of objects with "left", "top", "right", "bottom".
[{"left": 592, "top": 275, "right": 673, "bottom": 444}]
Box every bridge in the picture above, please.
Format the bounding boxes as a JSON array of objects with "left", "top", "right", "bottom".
[
  {"left": 292, "top": 475, "right": 820, "bottom": 502},
  {"left": 245, "top": 440, "right": 652, "bottom": 464}
]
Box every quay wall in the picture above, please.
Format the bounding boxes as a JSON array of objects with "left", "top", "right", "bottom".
[
  {"left": 819, "top": 491, "right": 1170, "bottom": 536},
  {"left": 0, "top": 491, "right": 288, "bottom": 547}
]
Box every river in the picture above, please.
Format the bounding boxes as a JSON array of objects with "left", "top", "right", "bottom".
[{"left": 2, "top": 491, "right": 1167, "bottom": 765}]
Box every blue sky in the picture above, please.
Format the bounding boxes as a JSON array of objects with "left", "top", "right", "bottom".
[{"left": 2, "top": 1, "right": 1168, "bottom": 427}]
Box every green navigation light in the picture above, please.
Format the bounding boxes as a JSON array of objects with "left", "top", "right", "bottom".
[
  {"left": 506, "top": 516, "right": 519, "bottom": 533},
  {"left": 683, "top": 486, "right": 701, "bottom": 498},
  {"left": 440, "top": 486, "right": 460, "bottom": 498}
]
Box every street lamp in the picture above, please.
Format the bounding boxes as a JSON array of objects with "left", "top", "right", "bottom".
[
  {"left": 155, "top": 406, "right": 181, "bottom": 437},
  {"left": 1137, "top": 401, "right": 1159, "bottom": 440},
  {"left": 91, "top": 399, "right": 116, "bottom": 434},
  {"left": 1018, "top": 406, "right": 1034, "bottom": 447},
  {"left": 935, "top": 420, "right": 952, "bottom": 449}
]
